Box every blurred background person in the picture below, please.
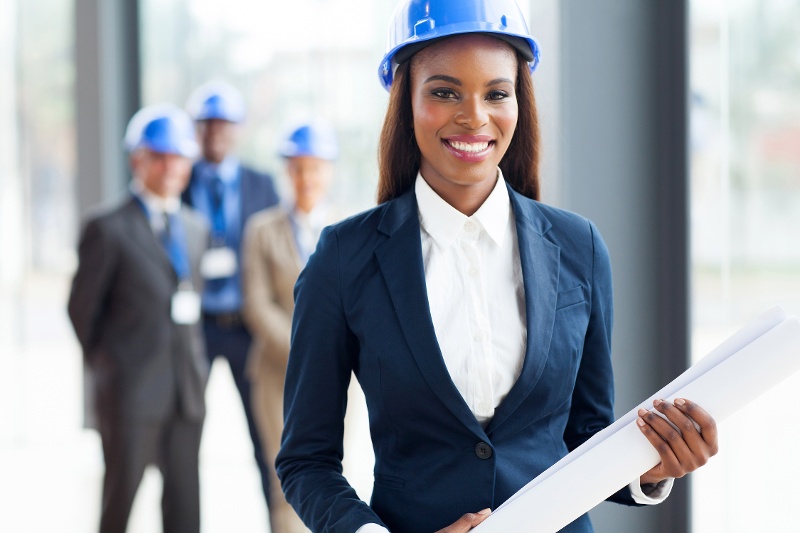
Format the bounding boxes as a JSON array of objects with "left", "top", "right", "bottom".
[
  {"left": 67, "top": 104, "right": 209, "bottom": 533},
  {"left": 182, "top": 80, "right": 279, "bottom": 514},
  {"left": 242, "top": 119, "right": 367, "bottom": 533}
]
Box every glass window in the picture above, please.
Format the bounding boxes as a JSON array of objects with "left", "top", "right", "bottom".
[
  {"left": 139, "top": 0, "right": 400, "bottom": 213},
  {"left": 690, "top": 1, "right": 800, "bottom": 531},
  {"left": 1, "top": 0, "right": 87, "bottom": 531}
]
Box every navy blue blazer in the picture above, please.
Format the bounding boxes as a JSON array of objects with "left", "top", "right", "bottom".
[{"left": 276, "top": 184, "right": 637, "bottom": 533}]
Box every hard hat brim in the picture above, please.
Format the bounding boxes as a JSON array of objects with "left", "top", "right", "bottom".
[
  {"left": 393, "top": 33, "right": 534, "bottom": 66},
  {"left": 379, "top": 28, "right": 541, "bottom": 91}
]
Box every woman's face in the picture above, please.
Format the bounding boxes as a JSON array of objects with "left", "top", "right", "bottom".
[
  {"left": 287, "top": 156, "right": 333, "bottom": 214},
  {"left": 410, "top": 34, "right": 518, "bottom": 210}
]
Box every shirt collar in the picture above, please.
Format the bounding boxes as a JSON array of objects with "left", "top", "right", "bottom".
[
  {"left": 289, "top": 201, "right": 329, "bottom": 230},
  {"left": 196, "top": 156, "right": 239, "bottom": 184},
  {"left": 415, "top": 169, "right": 510, "bottom": 247},
  {"left": 130, "top": 179, "right": 181, "bottom": 215}
]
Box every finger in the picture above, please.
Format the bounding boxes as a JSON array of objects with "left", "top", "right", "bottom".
[
  {"left": 652, "top": 399, "right": 709, "bottom": 459},
  {"left": 435, "top": 509, "right": 492, "bottom": 533},
  {"left": 674, "top": 398, "right": 719, "bottom": 455},
  {"left": 641, "top": 400, "right": 718, "bottom": 477},
  {"left": 637, "top": 408, "right": 684, "bottom": 475}
]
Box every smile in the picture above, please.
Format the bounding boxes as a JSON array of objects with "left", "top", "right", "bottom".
[
  {"left": 448, "top": 140, "right": 490, "bottom": 153},
  {"left": 442, "top": 138, "right": 494, "bottom": 162}
]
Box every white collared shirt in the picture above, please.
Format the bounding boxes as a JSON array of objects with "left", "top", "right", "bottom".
[{"left": 416, "top": 170, "right": 526, "bottom": 427}]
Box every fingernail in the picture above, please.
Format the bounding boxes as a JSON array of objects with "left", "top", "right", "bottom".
[
  {"left": 675, "top": 398, "right": 686, "bottom": 406},
  {"left": 478, "top": 508, "right": 491, "bottom": 515},
  {"left": 637, "top": 418, "right": 646, "bottom": 427},
  {"left": 638, "top": 408, "right": 648, "bottom": 416},
  {"left": 653, "top": 399, "right": 662, "bottom": 407}
]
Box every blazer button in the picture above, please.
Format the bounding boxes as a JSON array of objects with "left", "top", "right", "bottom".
[{"left": 475, "top": 442, "right": 493, "bottom": 460}]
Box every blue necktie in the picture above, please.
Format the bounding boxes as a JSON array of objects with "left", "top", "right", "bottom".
[
  {"left": 209, "top": 176, "right": 226, "bottom": 244},
  {"left": 161, "top": 212, "right": 190, "bottom": 281}
]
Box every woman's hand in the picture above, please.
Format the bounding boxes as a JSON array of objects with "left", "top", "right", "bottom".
[
  {"left": 435, "top": 509, "right": 492, "bottom": 532},
  {"left": 637, "top": 398, "right": 719, "bottom": 485}
]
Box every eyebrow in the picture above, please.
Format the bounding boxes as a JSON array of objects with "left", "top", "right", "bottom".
[
  {"left": 423, "top": 75, "right": 461, "bottom": 85},
  {"left": 422, "top": 75, "right": 514, "bottom": 87}
]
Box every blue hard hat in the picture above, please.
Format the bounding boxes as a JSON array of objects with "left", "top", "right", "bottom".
[
  {"left": 279, "top": 120, "right": 339, "bottom": 161},
  {"left": 185, "top": 81, "right": 245, "bottom": 123},
  {"left": 123, "top": 103, "right": 199, "bottom": 158},
  {"left": 379, "top": 0, "right": 541, "bottom": 91}
]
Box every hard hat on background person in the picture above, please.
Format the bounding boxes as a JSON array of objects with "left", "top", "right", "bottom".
[
  {"left": 279, "top": 119, "right": 339, "bottom": 161},
  {"left": 123, "top": 103, "right": 199, "bottom": 158},
  {"left": 185, "top": 80, "right": 246, "bottom": 123},
  {"left": 378, "top": 0, "right": 541, "bottom": 91}
]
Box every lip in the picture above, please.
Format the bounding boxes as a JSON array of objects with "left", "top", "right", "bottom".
[{"left": 441, "top": 134, "right": 495, "bottom": 163}]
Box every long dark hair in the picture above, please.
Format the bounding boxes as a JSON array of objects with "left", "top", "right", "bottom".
[{"left": 377, "top": 47, "right": 541, "bottom": 204}]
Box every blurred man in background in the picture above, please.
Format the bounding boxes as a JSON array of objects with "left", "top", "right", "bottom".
[
  {"left": 68, "top": 104, "right": 209, "bottom": 533},
  {"left": 182, "top": 81, "right": 279, "bottom": 513}
]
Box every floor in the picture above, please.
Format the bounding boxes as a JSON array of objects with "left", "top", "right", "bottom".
[{"left": 0, "top": 273, "right": 373, "bottom": 533}]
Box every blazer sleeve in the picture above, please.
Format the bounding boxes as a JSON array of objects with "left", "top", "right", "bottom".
[
  {"left": 67, "top": 217, "right": 117, "bottom": 358},
  {"left": 241, "top": 217, "right": 292, "bottom": 363},
  {"left": 275, "top": 226, "right": 386, "bottom": 532},
  {"left": 563, "top": 220, "right": 639, "bottom": 506}
]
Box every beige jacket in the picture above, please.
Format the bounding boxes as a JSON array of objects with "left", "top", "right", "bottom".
[
  {"left": 242, "top": 206, "right": 302, "bottom": 380},
  {"left": 242, "top": 204, "right": 351, "bottom": 533},
  {"left": 242, "top": 206, "right": 305, "bottom": 533}
]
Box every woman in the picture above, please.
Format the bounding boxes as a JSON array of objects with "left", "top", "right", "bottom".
[{"left": 276, "top": 1, "right": 718, "bottom": 532}]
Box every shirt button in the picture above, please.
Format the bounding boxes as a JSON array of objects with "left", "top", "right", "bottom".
[
  {"left": 479, "top": 401, "right": 491, "bottom": 412},
  {"left": 468, "top": 267, "right": 479, "bottom": 277},
  {"left": 475, "top": 442, "right": 493, "bottom": 460},
  {"left": 464, "top": 221, "right": 476, "bottom": 232},
  {"left": 474, "top": 331, "right": 485, "bottom": 342}
]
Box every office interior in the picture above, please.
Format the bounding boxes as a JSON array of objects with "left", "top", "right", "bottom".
[{"left": 1, "top": 1, "right": 799, "bottom": 532}]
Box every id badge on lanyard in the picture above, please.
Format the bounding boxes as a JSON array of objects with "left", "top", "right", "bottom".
[
  {"left": 200, "top": 246, "right": 238, "bottom": 279},
  {"left": 202, "top": 174, "right": 238, "bottom": 279},
  {"left": 172, "top": 281, "right": 201, "bottom": 325}
]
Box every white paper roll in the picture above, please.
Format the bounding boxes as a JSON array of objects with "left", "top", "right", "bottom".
[{"left": 476, "top": 308, "right": 800, "bottom": 532}]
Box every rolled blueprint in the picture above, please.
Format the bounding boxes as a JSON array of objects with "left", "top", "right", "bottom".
[{"left": 476, "top": 307, "right": 800, "bottom": 533}]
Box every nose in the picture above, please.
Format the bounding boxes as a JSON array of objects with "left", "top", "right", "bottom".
[{"left": 455, "top": 95, "right": 488, "bottom": 129}]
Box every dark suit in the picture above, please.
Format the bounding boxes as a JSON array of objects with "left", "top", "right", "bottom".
[
  {"left": 181, "top": 162, "right": 279, "bottom": 505},
  {"left": 181, "top": 163, "right": 280, "bottom": 241},
  {"left": 276, "top": 184, "right": 637, "bottom": 533},
  {"left": 68, "top": 196, "right": 209, "bottom": 533}
]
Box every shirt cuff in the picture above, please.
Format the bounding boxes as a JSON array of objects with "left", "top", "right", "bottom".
[
  {"left": 355, "top": 524, "right": 390, "bottom": 533},
  {"left": 628, "top": 477, "right": 674, "bottom": 504}
]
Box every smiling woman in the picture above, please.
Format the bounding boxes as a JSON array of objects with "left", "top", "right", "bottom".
[
  {"left": 274, "top": 1, "right": 719, "bottom": 532},
  {"left": 378, "top": 35, "right": 540, "bottom": 211},
  {"left": 409, "top": 35, "right": 521, "bottom": 214}
]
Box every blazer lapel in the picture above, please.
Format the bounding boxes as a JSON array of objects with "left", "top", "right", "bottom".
[
  {"left": 124, "top": 197, "right": 177, "bottom": 280},
  {"left": 278, "top": 212, "right": 304, "bottom": 274},
  {"left": 374, "top": 191, "right": 485, "bottom": 435},
  {"left": 486, "top": 187, "right": 560, "bottom": 434}
]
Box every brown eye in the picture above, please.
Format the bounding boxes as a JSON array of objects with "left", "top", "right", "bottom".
[
  {"left": 487, "top": 90, "right": 509, "bottom": 101},
  {"left": 431, "top": 88, "right": 457, "bottom": 99}
]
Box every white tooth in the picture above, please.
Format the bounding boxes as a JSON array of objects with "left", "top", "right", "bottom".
[{"left": 450, "top": 141, "right": 489, "bottom": 152}]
